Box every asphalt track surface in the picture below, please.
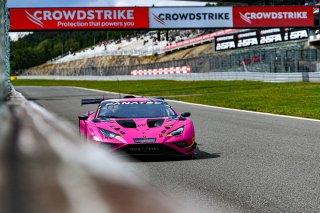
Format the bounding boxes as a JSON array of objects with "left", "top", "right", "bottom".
[{"left": 16, "top": 86, "right": 320, "bottom": 213}]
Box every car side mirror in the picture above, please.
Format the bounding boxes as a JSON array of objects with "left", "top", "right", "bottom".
[
  {"left": 78, "top": 115, "right": 89, "bottom": 120},
  {"left": 181, "top": 112, "right": 191, "bottom": 117}
]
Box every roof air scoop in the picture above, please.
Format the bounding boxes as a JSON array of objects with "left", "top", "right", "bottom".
[
  {"left": 116, "top": 120, "right": 136, "bottom": 128},
  {"left": 147, "top": 119, "right": 164, "bottom": 128}
]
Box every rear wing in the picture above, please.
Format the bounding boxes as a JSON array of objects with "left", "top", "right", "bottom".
[{"left": 81, "top": 98, "right": 104, "bottom": 105}]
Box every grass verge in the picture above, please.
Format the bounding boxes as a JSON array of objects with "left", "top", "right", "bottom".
[{"left": 12, "top": 79, "right": 320, "bottom": 119}]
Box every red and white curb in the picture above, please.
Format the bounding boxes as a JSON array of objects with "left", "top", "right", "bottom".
[{"left": 131, "top": 66, "right": 191, "bottom": 76}]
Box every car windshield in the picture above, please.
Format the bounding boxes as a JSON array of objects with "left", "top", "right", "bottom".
[{"left": 98, "top": 102, "right": 177, "bottom": 118}]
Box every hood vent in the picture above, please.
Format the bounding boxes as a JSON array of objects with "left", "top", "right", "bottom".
[
  {"left": 147, "top": 119, "right": 164, "bottom": 128},
  {"left": 116, "top": 120, "right": 136, "bottom": 128}
]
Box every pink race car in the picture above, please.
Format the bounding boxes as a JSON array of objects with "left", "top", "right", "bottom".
[{"left": 79, "top": 96, "right": 197, "bottom": 157}]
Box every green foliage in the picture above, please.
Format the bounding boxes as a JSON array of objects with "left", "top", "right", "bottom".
[{"left": 10, "top": 30, "right": 139, "bottom": 70}]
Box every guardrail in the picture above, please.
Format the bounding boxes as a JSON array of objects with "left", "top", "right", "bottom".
[
  {"left": 0, "top": 89, "right": 180, "bottom": 213},
  {"left": 17, "top": 72, "right": 320, "bottom": 82}
]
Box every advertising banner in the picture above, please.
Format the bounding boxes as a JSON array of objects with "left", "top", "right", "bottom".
[
  {"left": 149, "top": 7, "right": 233, "bottom": 29},
  {"left": 9, "top": 7, "right": 149, "bottom": 31},
  {"left": 163, "top": 29, "right": 238, "bottom": 51},
  {"left": 215, "top": 28, "right": 309, "bottom": 51},
  {"left": 233, "top": 6, "right": 314, "bottom": 28},
  {"left": 9, "top": 6, "right": 315, "bottom": 31}
]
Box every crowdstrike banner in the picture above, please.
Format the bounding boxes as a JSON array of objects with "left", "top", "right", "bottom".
[
  {"left": 149, "top": 7, "right": 233, "bottom": 29},
  {"left": 9, "top": 7, "right": 149, "bottom": 30},
  {"left": 9, "top": 6, "right": 315, "bottom": 31},
  {"left": 233, "top": 6, "right": 314, "bottom": 27}
]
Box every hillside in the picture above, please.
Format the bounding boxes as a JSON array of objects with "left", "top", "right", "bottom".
[
  {"left": 11, "top": 30, "right": 140, "bottom": 71},
  {"left": 25, "top": 43, "right": 213, "bottom": 74}
]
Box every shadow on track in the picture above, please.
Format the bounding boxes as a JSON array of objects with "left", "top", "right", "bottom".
[
  {"left": 129, "top": 150, "right": 221, "bottom": 162},
  {"left": 27, "top": 98, "right": 65, "bottom": 101}
]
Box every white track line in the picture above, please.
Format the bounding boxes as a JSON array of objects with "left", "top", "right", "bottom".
[
  {"left": 168, "top": 100, "right": 320, "bottom": 123},
  {"left": 50, "top": 86, "right": 320, "bottom": 123}
]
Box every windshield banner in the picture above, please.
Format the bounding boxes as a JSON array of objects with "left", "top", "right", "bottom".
[{"left": 9, "top": 7, "right": 149, "bottom": 31}]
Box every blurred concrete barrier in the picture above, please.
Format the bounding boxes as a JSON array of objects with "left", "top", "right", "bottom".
[
  {"left": 0, "top": 0, "right": 10, "bottom": 106},
  {"left": 0, "top": 89, "right": 179, "bottom": 213}
]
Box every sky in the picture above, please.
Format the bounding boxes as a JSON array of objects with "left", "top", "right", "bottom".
[{"left": 7, "top": 0, "right": 206, "bottom": 7}]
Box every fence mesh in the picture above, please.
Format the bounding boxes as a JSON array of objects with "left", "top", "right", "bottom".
[
  {"left": 23, "top": 40, "right": 318, "bottom": 77},
  {"left": 0, "top": 0, "right": 9, "bottom": 105}
]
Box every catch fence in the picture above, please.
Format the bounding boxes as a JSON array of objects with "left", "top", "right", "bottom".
[
  {"left": 21, "top": 40, "right": 320, "bottom": 77},
  {"left": 0, "top": 0, "right": 9, "bottom": 106}
]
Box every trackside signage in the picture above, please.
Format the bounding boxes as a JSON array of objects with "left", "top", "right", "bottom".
[
  {"left": 215, "top": 28, "right": 309, "bottom": 51},
  {"left": 149, "top": 7, "right": 233, "bottom": 29},
  {"left": 233, "top": 6, "right": 314, "bottom": 27},
  {"left": 9, "top": 7, "right": 149, "bottom": 31},
  {"left": 9, "top": 6, "right": 315, "bottom": 31}
]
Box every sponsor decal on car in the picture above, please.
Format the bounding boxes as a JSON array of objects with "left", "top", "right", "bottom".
[{"left": 105, "top": 101, "right": 163, "bottom": 105}]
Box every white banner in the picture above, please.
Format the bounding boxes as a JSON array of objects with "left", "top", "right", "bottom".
[{"left": 149, "top": 7, "right": 233, "bottom": 29}]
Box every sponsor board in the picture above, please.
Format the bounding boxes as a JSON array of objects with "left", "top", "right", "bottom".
[
  {"left": 233, "top": 6, "right": 314, "bottom": 27},
  {"left": 149, "top": 7, "right": 233, "bottom": 29},
  {"left": 9, "top": 7, "right": 149, "bottom": 31},
  {"left": 9, "top": 6, "right": 315, "bottom": 31},
  {"left": 215, "top": 28, "right": 309, "bottom": 51},
  {"left": 163, "top": 29, "right": 238, "bottom": 51}
]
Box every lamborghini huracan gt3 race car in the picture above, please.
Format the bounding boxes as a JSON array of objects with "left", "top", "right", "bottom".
[{"left": 78, "top": 96, "right": 197, "bottom": 157}]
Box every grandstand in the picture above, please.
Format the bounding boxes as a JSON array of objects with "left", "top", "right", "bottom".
[
  {"left": 52, "top": 30, "right": 209, "bottom": 64},
  {"left": 53, "top": 34, "right": 167, "bottom": 63}
]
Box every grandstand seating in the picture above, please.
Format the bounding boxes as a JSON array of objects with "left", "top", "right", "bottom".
[
  {"left": 53, "top": 34, "right": 168, "bottom": 63},
  {"left": 52, "top": 30, "right": 236, "bottom": 64},
  {"left": 52, "top": 31, "right": 203, "bottom": 64}
]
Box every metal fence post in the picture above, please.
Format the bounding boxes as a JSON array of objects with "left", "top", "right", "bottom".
[
  {"left": 270, "top": 52, "right": 274, "bottom": 73},
  {"left": 294, "top": 51, "right": 298, "bottom": 73},
  {"left": 281, "top": 54, "right": 285, "bottom": 73}
]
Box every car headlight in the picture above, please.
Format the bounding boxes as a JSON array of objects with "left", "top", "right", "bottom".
[
  {"left": 167, "top": 126, "right": 184, "bottom": 137},
  {"left": 99, "top": 128, "right": 121, "bottom": 139}
]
